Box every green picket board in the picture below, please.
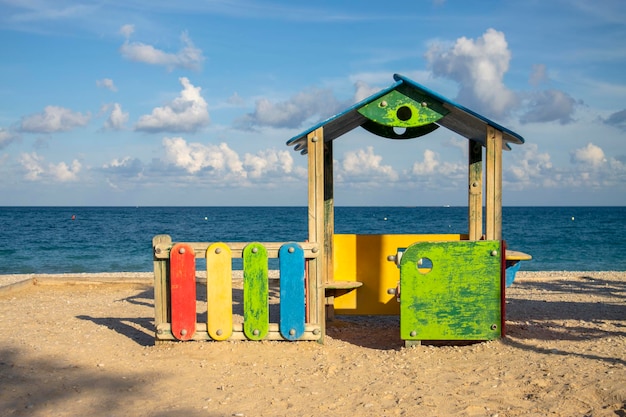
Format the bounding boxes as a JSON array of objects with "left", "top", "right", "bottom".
[
  {"left": 399, "top": 240, "right": 502, "bottom": 342},
  {"left": 243, "top": 243, "right": 269, "bottom": 340}
]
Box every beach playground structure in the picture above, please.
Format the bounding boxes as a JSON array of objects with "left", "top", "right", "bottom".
[{"left": 152, "top": 74, "right": 531, "bottom": 346}]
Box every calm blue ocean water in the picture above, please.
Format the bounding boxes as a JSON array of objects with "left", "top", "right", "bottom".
[{"left": 0, "top": 206, "right": 624, "bottom": 273}]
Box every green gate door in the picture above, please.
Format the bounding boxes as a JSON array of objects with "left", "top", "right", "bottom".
[{"left": 399, "top": 241, "right": 503, "bottom": 345}]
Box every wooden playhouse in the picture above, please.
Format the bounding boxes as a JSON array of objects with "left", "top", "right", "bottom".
[{"left": 152, "top": 73, "right": 531, "bottom": 346}]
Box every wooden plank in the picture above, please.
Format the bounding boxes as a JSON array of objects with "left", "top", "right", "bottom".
[
  {"left": 324, "top": 140, "right": 336, "bottom": 320},
  {"left": 243, "top": 243, "right": 269, "bottom": 340},
  {"left": 324, "top": 281, "right": 363, "bottom": 290},
  {"left": 485, "top": 127, "right": 496, "bottom": 240},
  {"left": 169, "top": 243, "right": 196, "bottom": 341},
  {"left": 279, "top": 243, "right": 306, "bottom": 341},
  {"left": 153, "top": 235, "right": 172, "bottom": 333},
  {"left": 0, "top": 278, "right": 34, "bottom": 296},
  {"left": 155, "top": 323, "right": 323, "bottom": 342},
  {"left": 206, "top": 243, "right": 233, "bottom": 341},
  {"left": 468, "top": 140, "right": 482, "bottom": 241},
  {"left": 324, "top": 140, "right": 334, "bottom": 285},
  {"left": 485, "top": 127, "right": 503, "bottom": 240},
  {"left": 307, "top": 127, "right": 325, "bottom": 341},
  {"left": 494, "top": 128, "right": 503, "bottom": 240},
  {"left": 153, "top": 241, "right": 320, "bottom": 259},
  {"left": 505, "top": 250, "right": 532, "bottom": 261},
  {"left": 400, "top": 240, "right": 502, "bottom": 341}
]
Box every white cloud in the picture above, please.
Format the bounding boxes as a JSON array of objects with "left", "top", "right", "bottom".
[
  {"left": 504, "top": 142, "right": 626, "bottom": 192},
  {"left": 235, "top": 88, "right": 343, "bottom": 129},
  {"left": 119, "top": 24, "right": 134, "bottom": 38},
  {"left": 50, "top": 160, "right": 82, "bottom": 181},
  {"left": 162, "top": 137, "right": 245, "bottom": 177},
  {"left": 135, "top": 77, "right": 209, "bottom": 133},
  {"left": 96, "top": 78, "right": 118, "bottom": 92},
  {"left": 520, "top": 89, "right": 578, "bottom": 125},
  {"left": 0, "top": 128, "right": 19, "bottom": 149},
  {"left": 411, "top": 149, "right": 439, "bottom": 175},
  {"left": 425, "top": 28, "right": 517, "bottom": 117},
  {"left": 227, "top": 92, "right": 245, "bottom": 106},
  {"left": 410, "top": 149, "right": 465, "bottom": 181},
  {"left": 243, "top": 149, "right": 295, "bottom": 179},
  {"left": 20, "top": 106, "right": 90, "bottom": 133},
  {"left": 120, "top": 30, "right": 204, "bottom": 71},
  {"left": 104, "top": 103, "right": 129, "bottom": 130},
  {"left": 604, "top": 109, "right": 626, "bottom": 131},
  {"left": 353, "top": 80, "right": 382, "bottom": 103},
  {"left": 529, "top": 64, "right": 548, "bottom": 86},
  {"left": 571, "top": 143, "right": 607, "bottom": 168},
  {"left": 101, "top": 157, "right": 144, "bottom": 190},
  {"left": 160, "top": 137, "right": 307, "bottom": 184},
  {"left": 19, "top": 152, "right": 81, "bottom": 182},
  {"left": 338, "top": 146, "right": 398, "bottom": 182},
  {"left": 506, "top": 143, "right": 554, "bottom": 187},
  {"left": 102, "top": 157, "right": 144, "bottom": 179},
  {"left": 19, "top": 153, "right": 44, "bottom": 180}
]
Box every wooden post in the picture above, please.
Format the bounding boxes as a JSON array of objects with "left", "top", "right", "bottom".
[
  {"left": 324, "top": 140, "right": 335, "bottom": 320},
  {"left": 153, "top": 234, "right": 171, "bottom": 343},
  {"left": 468, "top": 140, "right": 483, "bottom": 241},
  {"left": 485, "top": 127, "right": 503, "bottom": 240},
  {"left": 307, "top": 127, "right": 326, "bottom": 341}
]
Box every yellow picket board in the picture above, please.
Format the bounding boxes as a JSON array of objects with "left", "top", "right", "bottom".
[{"left": 206, "top": 242, "right": 233, "bottom": 341}]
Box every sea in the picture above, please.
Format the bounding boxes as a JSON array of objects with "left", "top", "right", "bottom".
[{"left": 0, "top": 206, "right": 624, "bottom": 274}]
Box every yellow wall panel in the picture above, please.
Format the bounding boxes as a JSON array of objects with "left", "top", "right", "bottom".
[{"left": 333, "top": 234, "right": 466, "bottom": 315}]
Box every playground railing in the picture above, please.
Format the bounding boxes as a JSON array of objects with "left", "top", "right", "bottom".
[{"left": 152, "top": 235, "right": 322, "bottom": 343}]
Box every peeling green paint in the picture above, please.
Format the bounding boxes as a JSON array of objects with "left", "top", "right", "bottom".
[
  {"left": 357, "top": 89, "right": 448, "bottom": 127},
  {"left": 243, "top": 242, "right": 269, "bottom": 340},
  {"left": 399, "top": 241, "right": 502, "bottom": 341}
]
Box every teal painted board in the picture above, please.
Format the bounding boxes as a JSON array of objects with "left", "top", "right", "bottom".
[
  {"left": 243, "top": 243, "right": 269, "bottom": 340},
  {"left": 279, "top": 243, "right": 305, "bottom": 341},
  {"left": 400, "top": 241, "right": 502, "bottom": 341}
]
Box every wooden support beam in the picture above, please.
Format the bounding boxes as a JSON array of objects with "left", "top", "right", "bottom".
[
  {"left": 307, "top": 127, "right": 326, "bottom": 341},
  {"left": 153, "top": 241, "right": 320, "bottom": 260},
  {"left": 153, "top": 234, "right": 172, "bottom": 337},
  {"left": 485, "top": 127, "right": 503, "bottom": 240},
  {"left": 324, "top": 140, "right": 334, "bottom": 284},
  {"left": 323, "top": 140, "right": 336, "bottom": 320},
  {"left": 468, "top": 139, "right": 483, "bottom": 241}
]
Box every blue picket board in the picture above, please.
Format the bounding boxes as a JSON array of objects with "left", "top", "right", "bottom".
[{"left": 279, "top": 243, "right": 306, "bottom": 340}]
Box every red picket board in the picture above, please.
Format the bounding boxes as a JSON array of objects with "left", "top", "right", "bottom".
[{"left": 170, "top": 243, "right": 196, "bottom": 341}]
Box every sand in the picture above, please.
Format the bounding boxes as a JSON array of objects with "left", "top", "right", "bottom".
[{"left": 0, "top": 271, "right": 624, "bottom": 417}]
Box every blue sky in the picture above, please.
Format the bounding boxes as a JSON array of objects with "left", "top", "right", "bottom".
[{"left": 0, "top": 0, "right": 624, "bottom": 206}]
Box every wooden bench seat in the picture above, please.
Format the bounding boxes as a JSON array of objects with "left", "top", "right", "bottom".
[{"left": 324, "top": 281, "right": 363, "bottom": 290}]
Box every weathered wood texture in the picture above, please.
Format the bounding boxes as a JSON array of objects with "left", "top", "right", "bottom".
[
  {"left": 243, "top": 243, "right": 269, "bottom": 341},
  {"left": 153, "top": 234, "right": 171, "bottom": 333},
  {"left": 307, "top": 127, "right": 326, "bottom": 341},
  {"left": 485, "top": 127, "right": 503, "bottom": 240},
  {"left": 468, "top": 139, "right": 483, "bottom": 241},
  {"left": 155, "top": 323, "right": 322, "bottom": 342},
  {"left": 400, "top": 240, "right": 502, "bottom": 342},
  {"left": 154, "top": 241, "right": 320, "bottom": 259}
]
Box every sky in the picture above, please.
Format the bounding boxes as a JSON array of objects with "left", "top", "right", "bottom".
[{"left": 0, "top": 0, "right": 625, "bottom": 206}]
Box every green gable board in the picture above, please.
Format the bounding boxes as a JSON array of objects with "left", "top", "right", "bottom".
[{"left": 286, "top": 74, "right": 524, "bottom": 154}]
